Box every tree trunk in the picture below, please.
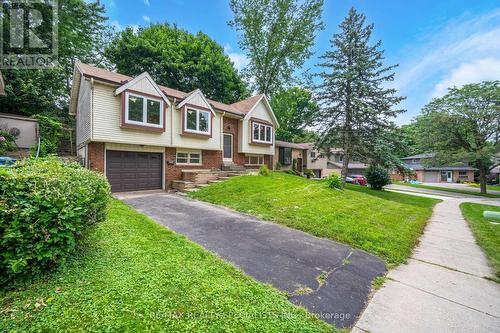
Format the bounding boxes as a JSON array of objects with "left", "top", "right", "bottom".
[
  {"left": 341, "top": 148, "right": 350, "bottom": 183},
  {"left": 479, "top": 167, "right": 487, "bottom": 194}
]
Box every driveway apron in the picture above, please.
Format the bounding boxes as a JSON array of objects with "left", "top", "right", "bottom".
[{"left": 117, "top": 192, "right": 386, "bottom": 328}]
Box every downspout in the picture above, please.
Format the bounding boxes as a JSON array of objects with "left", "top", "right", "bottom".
[
  {"left": 171, "top": 98, "right": 176, "bottom": 145},
  {"left": 90, "top": 78, "right": 94, "bottom": 140}
]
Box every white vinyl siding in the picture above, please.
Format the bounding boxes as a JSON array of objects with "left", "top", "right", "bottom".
[
  {"left": 76, "top": 77, "right": 92, "bottom": 146},
  {"left": 239, "top": 100, "right": 275, "bottom": 155},
  {"left": 124, "top": 92, "right": 163, "bottom": 128}
]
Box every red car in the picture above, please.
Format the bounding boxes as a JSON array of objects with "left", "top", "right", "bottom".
[{"left": 349, "top": 175, "right": 367, "bottom": 186}]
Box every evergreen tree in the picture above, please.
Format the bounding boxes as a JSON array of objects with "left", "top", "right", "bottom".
[{"left": 314, "top": 8, "right": 405, "bottom": 181}]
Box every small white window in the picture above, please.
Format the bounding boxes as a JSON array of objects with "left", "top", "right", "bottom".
[
  {"left": 125, "top": 92, "right": 163, "bottom": 128},
  {"left": 252, "top": 122, "right": 272, "bottom": 144},
  {"left": 176, "top": 150, "right": 202, "bottom": 165},
  {"left": 185, "top": 108, "right": 211, "bottom": 134},
  {"left": 245, "top": 154, "right": 264, "bottom": 165}
]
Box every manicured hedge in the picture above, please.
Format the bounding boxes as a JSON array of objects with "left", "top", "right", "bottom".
[{"left": 0, "top": 158, "right": 111, "bottom": 287}]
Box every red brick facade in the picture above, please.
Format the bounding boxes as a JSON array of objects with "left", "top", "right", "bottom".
[
  {"left": 222, "top": 117, "right": 246, "bottom": 165},
  {"left": 87, "top": 142, "right": 104, "bottom": 173},
  {"left": 164, "top": 147, "right": 222, "bottom": 188}
]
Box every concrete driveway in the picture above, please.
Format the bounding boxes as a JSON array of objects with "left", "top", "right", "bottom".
[{"left": 117, "top": 191, "right": 386, "bottom": 328}]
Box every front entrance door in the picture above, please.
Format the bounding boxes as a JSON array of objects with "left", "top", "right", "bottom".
[
  {"left": 223, "top": 133, "right": 233, "bottom": 162},
  {"left": 441, "top": 171, "right": 452, "bottom": 183}
]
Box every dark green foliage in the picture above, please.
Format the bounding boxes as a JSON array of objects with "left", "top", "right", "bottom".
[
  {"left": 315, "top": 8, "right": 405, "bottom": 180},
  {"left": 275, "top": 161, "right": 282, "bottom": 170},
  {"left": 0, "top": 158, "right": 110, "bottom": 287},
  {"left": 259, "top": 164, "right": 270, "bottom": 176},
  {"left": 365, "top": 165, "right": 391, "bottom": 190},
  {"left": 325, "top": 173, "right": 343, "bottom": 190},
  {"left": 0, "top": 0, "right": 110, "bottom": 118},
  {"left": 0, "top": 131, "right": 16, "bottom": 155},
  {"left": 270, "top": 87, "right": 319, "bottom": 142},
  {"left": 30, "top": 115, "right": 63, "bottom": 156},
  {"left": 106, "top": 24, "right": 248, "bottom": 104},
  {"left": 229, "top": 0, "right": 324, "bottom": 95}
]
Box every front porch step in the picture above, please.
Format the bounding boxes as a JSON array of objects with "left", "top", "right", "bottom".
[
  {"left": 171, "top": 180, "right": 197, "bottom": 192},
  {"left": 207, "top": 180, "right": 223, "bottom": 184}
]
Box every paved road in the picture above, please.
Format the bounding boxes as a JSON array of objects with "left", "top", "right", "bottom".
[
  {"left": 354, "top": 189, "right": 500, "bottom": 333},
  {"left": 386, "top": 184, "right": 499, "bottom": 199},
  {"left": 116, "top": 191, "right": 386, "bottom": 328},
  {"left": 420, "top": 182, "right": 500, "bottom": 196}
]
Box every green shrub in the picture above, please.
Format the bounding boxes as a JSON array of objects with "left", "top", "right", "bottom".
[
  {"left": 325, "top": 173, "right": 343, "bottom": 190},
  {"left": 304, "top": 169, "right": 315, "bottom": 178},
  {"left": 259, "top": 164, "right": 270, "bottom": 176},
  {"left": 0, "top": 130, "right": 16, "bottom": 155},
  {"left": 0, "top": 157, "right": 111, "bottom": 287},
  {"left": 365, "top": 165, "right": 391, "bottom": 190},
  {"left": 30, "top": 115, "right": 63, "bottom": 157},
  {"left": 275, "top": 161, "right": 282, "bottom": 170}
]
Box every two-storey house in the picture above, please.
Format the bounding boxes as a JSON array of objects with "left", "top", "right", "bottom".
[{"left": 69, "top": 63, "right": 278, "bottom": 192}]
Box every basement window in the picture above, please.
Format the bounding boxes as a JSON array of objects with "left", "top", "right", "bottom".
[
  {"left": 176, "top": 150, "right": 202, "bottom": 165},
  {"left": 245, "top": 154, "right": 264, "bottom": 166}
]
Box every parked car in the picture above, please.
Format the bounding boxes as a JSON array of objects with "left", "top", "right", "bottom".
[
  {"left": 345, "top": 176, "right": 359, "bottom": 185},
  {"left": 349, "top": 175, "right": 367, "bottom": 186},
  {"left": 0, "top": 156, "right": 17, "bottom": 167}
]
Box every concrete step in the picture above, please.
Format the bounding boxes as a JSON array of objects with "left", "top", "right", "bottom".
[
  {"left": 217, "top": 176, "right": 230, "bottom": 180},
  {"left": 207, "top": 180, "right": 223, "bottom": 184},
  {"left": 171, "top": 180, "right": 196, "bottom": 192}
]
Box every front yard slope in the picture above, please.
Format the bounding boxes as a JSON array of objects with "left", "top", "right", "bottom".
[
  {"left": 191, "top": 173, "right": 440, "bottom": 266},
  {"left": 0, "top": 200, "right": 333, "bottom": 333}
]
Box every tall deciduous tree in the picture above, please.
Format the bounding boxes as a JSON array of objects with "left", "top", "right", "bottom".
[
  {"left": 105, "top": 24, "right": 248, "bottom": 104},
  {"left": 416, "top": 81, "right": 500, "bottom": 194},
  {"left": 271, "top": 87, "right": 319, "bottom": 142},
  {"left": 0, "top": 0, "right": 109, "bottom": 118},
  {"left": 314, "top": 8, "right": 405, "bottom": 181},
  {"left": 229, "top": 0, "right": 324, "bottom": 96}
]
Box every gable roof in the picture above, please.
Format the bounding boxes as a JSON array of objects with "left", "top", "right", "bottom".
[
  {"left": 176, "top": 88, "right": 216, "bottom": 116},
  {"left": 275, "top": 140, "right": 309, "bottom": 149},
  {"left": 231, "top": 94, "right": 279, "bottom": 127},
  {"left": 73, "top": 63, "right": 246, "bottom": 117},
  {"left": 401, "top": 153, "right": 435, "bottom": 160},
  {"left": 114, "top": 72, "right": 171, "bottom": 106}
]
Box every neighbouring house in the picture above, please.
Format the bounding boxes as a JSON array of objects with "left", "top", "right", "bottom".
[
  {"left": 0, "top": 113, "right": 39, "bottom": 157},
  {"left": 274, "top": 140, "right": 308, "bottom": 173},
  {"left": 487, "top": 153, "right": 500, "bottom": 184},
  {"left": 326, "top": 148, "right": 369, "bottom": 176},
  {"left": 69, "top": 63, "right": 279, "bottom": 192},
  {"left": 400, "top": 153, "right": 475, "bottom": 183}
]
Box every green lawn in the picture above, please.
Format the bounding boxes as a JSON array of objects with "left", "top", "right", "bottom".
[
  {"left": 395, "top": 182, "right": 500, "bottom": 198},
  {"left": 190, "top": 173, "right": 440, "bottom": 266},
  {"left": 460, "top": 203, "right": 500, "bottom": 281},
  {"left": 0, "top": 199, "right": 334, "bottom": 333},
  {"left": 468, "top": 184, "right": 500, "bottom": 191}
]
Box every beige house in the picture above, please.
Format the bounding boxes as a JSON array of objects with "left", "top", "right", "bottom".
[
  {"left": 401, "top": 153, "right": 475, "bottom": 183},
  {"left": 274, "top": 141, "right": 308, "bottom": 173},
  {"left": 0, "top": 113, "right": 39, "bottom": 157},
  {"left": 70, "top": 63, "right": 279, "bottom": 192}
]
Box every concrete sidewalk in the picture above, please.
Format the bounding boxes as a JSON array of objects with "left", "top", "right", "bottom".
[{"left": 354, "top": 195, "right": 500, "bottom": 332}]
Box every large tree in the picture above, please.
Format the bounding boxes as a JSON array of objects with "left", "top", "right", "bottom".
[
  {"left": 314, "top": 8, "right": 405, "bottom": 181},
  {"left": 0, "top": 0, "right": 109, "bottom": 118},
  {"left": 270, "top": 87, "right": 319, "bottom": 142},
  {"left": 229, "top": 0, "right": 324, "bottom": 96},
  {"left": 105, "top": 24, "right": 248, "bottom": 104},
  {"left": 416, "top": 81, "right": 500, "bottom": 194}
]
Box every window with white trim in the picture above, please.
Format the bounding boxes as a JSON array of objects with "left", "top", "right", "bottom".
[
  {"left": 125, "top": 92, "right": 163, "bottom": 128},
  {"left": 252, "top": 122, "right": 272, "bottom": 144},
  {"left": 245, "top": 154, "right": 264, "bottom": 165},
  {"left": 185, "top": 108, "right": 211, "bottom": 134},
  {"left": 176, "top": 150, "right": 202, "bottom": 165},
  {"left": 458, "top": 171, "right": 468, "bottom": 178}
]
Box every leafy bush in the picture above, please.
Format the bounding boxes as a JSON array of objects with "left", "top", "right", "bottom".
[
  {"left": 325, "top": 173, "right": 343, "bottom": 190},
  {"left": 365, "top": 165, "right": 391, "bottom": 190},
  {"left": 30, "top": 115, "right": 63, "bottom": 157},
  {"left": 259, "top": 164, "right": 270, "bottom": 176},
  {"left": 0, "top": 130, "right": 16, "bottom": 155},
  {"left": 275, "top": 161, "right": 282, "bottom": 170},
  {"left": 304, "top": 169, "right": 315, "bottom": 178},
  {"left": 292, "top": 158, "right": 298, "bottom": 172},
  {"left": 0, "top": 157, "right": 111, "bottom": 287}
]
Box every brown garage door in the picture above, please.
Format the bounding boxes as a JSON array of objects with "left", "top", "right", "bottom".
[{"left": 106, "top": 150, "right": 162, "bottom": 192}]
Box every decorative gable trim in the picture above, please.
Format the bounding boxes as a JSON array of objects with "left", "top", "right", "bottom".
[
  {"left": 177, "top": 89, "right": 216, "bottom": 116},
  {"left": 114, "top": 72, "right": 171, "bottom": 106},
  {"left": 243, "top": 95, "right": 279, "bottom": 127}
]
